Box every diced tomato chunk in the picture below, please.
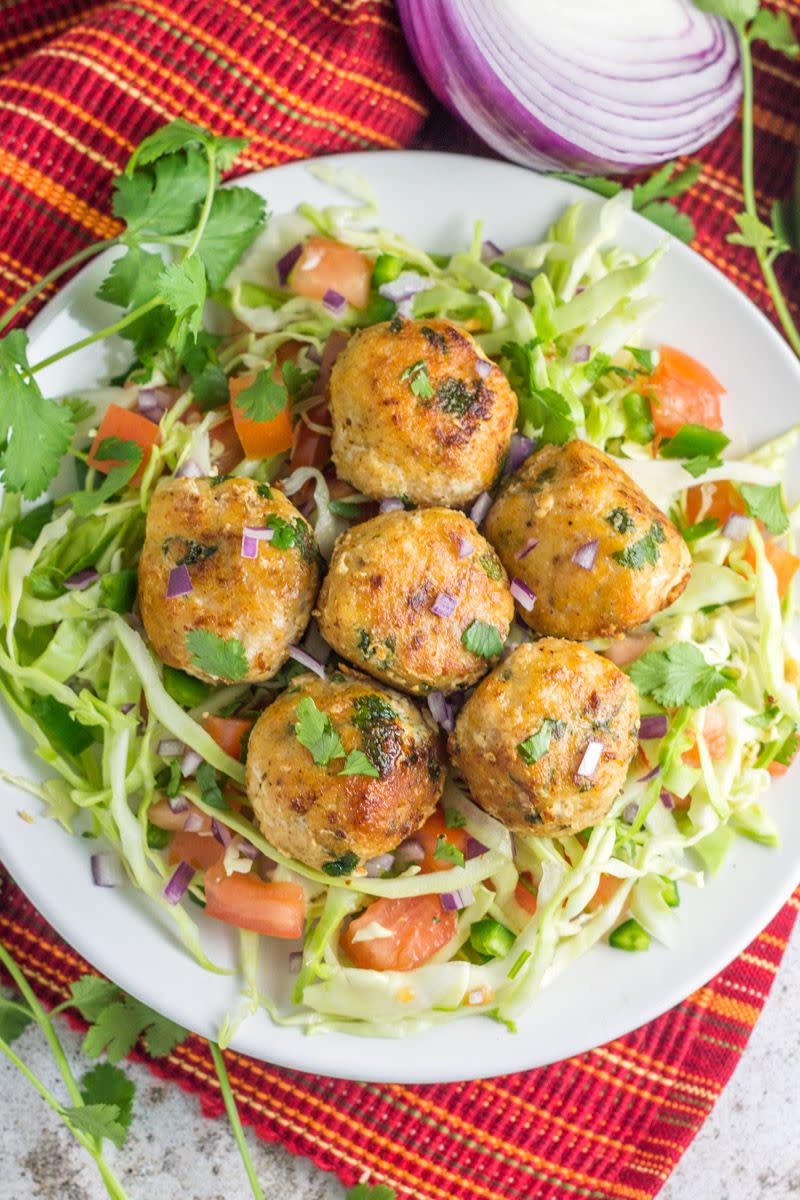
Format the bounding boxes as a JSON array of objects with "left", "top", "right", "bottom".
[
  {"left": 684, "top": 480, "right": 742, "bottom": 526},
  {"left": 682, "top": 705, "right": 727, "bottom": 767},
  {"left": 586, "top": 873, "right": 623, "bottom": 913},
  {"left": 290, "top": 238, "right": 371, "bottom": 310},
  {"left": 149, "top": 798, "right": 211, "bottom": 834},
  {"left": 341, "top": 894, "right": 457, "bottom": 971},
  {"left": 201, "top": 714, "right": 254, "bottom": 762},
  {"left": 204, "top": 864, "right": 305, "bottom": 938},
  {"left": 88, "top": 404, "right": 159, "bottom": 481},
  {"left": 647, "top": 346, "right": 725, "bottom": 438},
  {"left": 290, "top": 401, "right": 331, "bottom": 472},
  {"left": 514, "top": 873, "right": 538, "bottom": 915},
  {"left": 229, "top": 369, "right": 294, "bottom": 458},
  {"left": 743, "top": 540, "right": 800, "bottom": 599},
  {"left": 168, "top": 830, "right": 224, "bottom": 871},
  {"left": 415, "top": 807, "right": 468, "bottom": 874},
  {"left": 210, "top": 417, "right": 245, "bottom": 474},
  {"left": 604, "top": 632, "right": 655, "bottom": 668}
]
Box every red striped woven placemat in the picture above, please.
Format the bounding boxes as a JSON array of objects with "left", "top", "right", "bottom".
[{"left": 1, "top": 3, "right": 799, "bottom": 1197}]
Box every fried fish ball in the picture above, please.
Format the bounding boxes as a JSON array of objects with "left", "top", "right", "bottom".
[
  {"left": 316, "top": 507, "right": 514, "bottom": 695},
  {"left": 449, "top": 640, "right": 639, "bottom": 837},
  {"left": 246, "top": 672, "right": 445, "bottom": 871},
  {"left": 138, "top": 477, "right": 320, "bottom": 683},
  {"left": 329, "top": 317, "right": 517, "bottom": 507},
  {"left": 484, "top": 440, "right": 691, "bottom": 640}
]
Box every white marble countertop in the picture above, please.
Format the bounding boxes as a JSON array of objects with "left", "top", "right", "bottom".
[{"left": 2, "top": 921, "right": 799, "bottom": 1200}]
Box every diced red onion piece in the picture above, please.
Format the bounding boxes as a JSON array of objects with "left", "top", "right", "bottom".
[
  {"left": 157, "top": 737, "right": 184, "bottom": 758},
  {"left": 91, "top": 853, "right": 126, "bottom": 888},
  {"left": 379, "top": 497, "right": 404, "bottom": 514},
  {"left": 181, "top": 748, "right": 203, "bottom": 778},
  {"left": 466, "top": 836, "right": 488, "bottom": 860},
  {"left": 64, "top": 567, "right": 100, "bottom": 591},
  {"left": 639, "top": 714, "right": 669, "bottom": 740},
  {"left": 244, "top": 525, "right": 275, "bottom": 542},
  {"left": 168, "top": 794, "right": 190, "bottom": 814},
  {"left": 427, "top": 690, "right": 454, "bottom": 733},
  {"left": 572, "top": 540, "right": 599, "bottom": 571},
  {"left": 395, "top": 837, "right": 424, "bottom": 865},
  {"left": 660, "top": 789, "right": 676, "bottom": 810},
  {"left": 378, "top": 270, "right": 431, "bottom": 303},
  {"left": 289, "top": 950, "right": 303, "bottom": 974},
  {"left": 506, "top": 433, "right": 537, "bottom": 473},
  {"left": 183, "top": 811, "right": 205, "bottom": 833},
  {"left": 723, "top": 513, "right": 751, "bottom": 541},
  {"left": 622, "top": 802, "right": 638, "bottom": 824},
  {"left": 640, "top": 763, "right": 661, "bottom": 783},
  {"left": 277, "top": 243, "right": 302, "bottom": 284},
  {"left": 120, "top": 702, "right": 135, "bottom": 715},
  {"left": 365, "top": 852, "right": 395, "bottom": 878},
  {"left": 305, "top": 345, "right": 322, "bottom": 365},
  {"left": 515, "top": 537, "right": 539, "bottom": 561},
  {"left": 322, "top": 288, "right": 348, "bottom": 315},
  {"left": 510, "top": 577, "right": 536, "bottom": 612},
  {"left": 440, "top": 887, "right": 474, "bottom": 912},
  {"left": 288, "top": 645, "right": 326, "bottom": 679},
  {"left": 431, "top": 591, "right": 457, "bottom": 618},
  {"left": 241, "top": 533, "right": 259, "bottom": 560},
  {"left": 175, "top": 458, "right": 204, "bottom": 479},
  {"left": 576, "top": 740, "right": 604, "bottom": 779},
  {"left": 238, "top": 840, "right": 260, "bottom": 860},
  {"left": 166, "top": 565, "right": 192, "bottom": 598},
  {"left": 211, "top": 818, "right": 233, "bottom": 848},
  {"left": 457, "top": 536, "right": 474, "bottom": 559},
  {"left": 469, "top": 491, "right": 492, "bottom": 526},
  {"left": 481, "top": 240, "right": 503, "bottom": 262},
  {"left": 571, "top": 343, "right": 591, "bottom": 363},
  {"left": 138, "top": 401, "right": 165, "bottom": 425},
  {"left": 396, "top": 298, "right": 414, "bottom": 318},
  {"left": 163, "top": 861, "right": 194, "bottom": 905},
  {"left": 475, "top": 358, "right": 493, "bottom": 381}
]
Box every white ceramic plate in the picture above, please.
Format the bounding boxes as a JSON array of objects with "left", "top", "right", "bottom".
[{"left": 2, "top": 151, "right": 799, "bottom": 1084}]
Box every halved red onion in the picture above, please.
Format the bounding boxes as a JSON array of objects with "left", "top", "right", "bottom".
[
  {"left": 183, "top": 810, "right": 205, "bottom": 833},
  {"left": 241, "top": 533, "right": 259, "bottom": 560},
  {"left": 65, "top": 567, "right": 100, "bottom": 591},
  {"left": 211, "top": 819, "right": 233, "bottom": 848},
  {"left": 571, "top": 344, "right": 591, "bottom": 363},
  {"left": 157, "top": 737, "right": 184, "bottom": 758},
  {"left": 510, "top": 577, "right": 536, "bottom": 612},
  {"left": 466, "top": 836, "right": 488, "bottom": 860},
  {"left": 288, "top": 645, "right": 326, "bottom": 679},
  {"left": 91, "top": 853, "right": 126, "bottom": 888},
  {"left": 469, "top": 491, "right": 492, "bottom": 526},
  {"left": 365, "top": 852, "right": 395, "bottom": 878},
  {"left": 576, "top": 740, "right": 603, "bottom": 779},
  {"left": 379, "top": 497, "right": 404, "bottom": 514},
  {"left": 506, "top": 434, "right": 537, "bottom": 473},
  {"left": 181, "top": 748, "right": 203, "bottom": 778},
  {"left": 277, "top": 243, "right": 302, "bottom": 284},
  {"left": 322, "top": 288, "right": 347, "bottom": 315},
  {"left": 639, "top": 714, "right": 668, "bottom": 740},
  {"left": 723, "top": 513, "right": 751, "bottom": 541},
  {"left": 572, "top": 540, "right": 599, "bottom": 571},
  {"left": 289, "top": 950, "right": 303, "bottom": 974},
  {"left": 395, "top": 837, "right": 425, "bottom": 865},
  {"left": 168, "top": 794, "right": 190, "bottom": 814},
  {"left": 640, "top": 763, "right": 661, "bottom": 783},
  {"left": 166, "top": 565, "right": 192, "bottom": 598},
  {"left": 475, "top": 358, "right": 493, "bottom": 381},
  {"left": 427, "top": 690, "right": 454, "bottom": 732},
  {"left": 457, "top": 536, "right": 474, "bottom": 559},
  {"left": 440, "top": 887, "right": 474, "bottom": 912},
  {"left": 163, "top": 861, "right": 194, "bottom": 904},
  {"left": 660, "top": 789, "right": 677, "bottom": 810},
  {"left": 378, "top": 271, "right": 431, "bottom": 303},
  {"left": 431, "top": 591, "right": 458, "bottom": 618},
  {"left": 515, "top": 537, "right": 539, "bottom": 561},
  {"left": 622, "top": 802, "right": 638, "bottom": 824},
  {"left": 175, "top": 458, "right": 204, "bottom": 479}
]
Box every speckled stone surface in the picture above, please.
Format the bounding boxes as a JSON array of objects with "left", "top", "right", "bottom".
[{"left": 2, "top": 922, "right": 799, "bottom": 1200}]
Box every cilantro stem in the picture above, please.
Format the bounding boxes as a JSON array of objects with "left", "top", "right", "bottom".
[
  {"left": 29, "top": 296, "right": 162, "bottom": 374},
  {"left": 738, "top": 29, "right": 800, "bottom": 358},
  {"left": 209, "top": 1041, "right": 265, "bottom": 1200},
  {"left": 184, "top": 147, "right": 217, "bottom": 261},
  {"left": 0, "top": 238, "right": 119, "bottom": 336}
]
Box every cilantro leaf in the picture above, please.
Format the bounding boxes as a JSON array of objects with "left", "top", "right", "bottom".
[
  {"left": 186, "top": 630, "right": 248, "bottom": 681},
  {"left": 518, "top": 718, "right": 563, "bottom": 766},
  {"left": 157, "top": 256, "right": 207, "bottom": 337},
  {"left": 625, "top": 345, "right": 656, "bottom": 373},
  {"left": 400, "top": 359, "right": 433, "bottom": 399},
  {"left": 750, "top": 9, "right": 799, "bottom": 56},
  {"left": 629, "top": 643, "right": 733, "bottom": 707},
  {"left": 0, "top": 995, "right": 32, "bottom": 1043},
  {"left": 551, "top": 173, "right": 622, "bottom": 200},
  {"left": 72, "top": 437, "right": 143, "bottom": 516},
  {"left": 127, "top": 120, "right": 248, "bottom": 173},
  {"left": 683, "top": 517, "right": 720, "bottom": 543},
  {"left": 97, "top": 246, "right": 164, "bottom": 310},
  {"left": 729, "top": 211, "right": 789, "bottom": 257},
  {"left": 196, "top": 187, "right": 268, "bottom": 290},
  {"left": 0, "top": 330, "right": 76, "bottom": 500},
  {"left": 113, "top": 149, "right": 208, "bottom": 237},
  {"left": 692, "top": 0, "right": 758, "bottom": 30},
  {"left": 738, "top": 482, "right": 789, "bottom": 535},
  {"left": 322, "top": 851, "right": 359, "bottom": 876},
  {"left": 461, "top": 620, "right": 504, "bottom": 659},
  {"left": 15, "top": 499, "right": 54, "bottom": 543},
  {"left": 81, "top": 994, "right": 186, "bottom": 1063},
  {"left": 444, "top": 807, "right": 466, "bottom": 829},
  {"left": 681, "top": 455, "right": 726, "bottom": 478},
  {"left": 62, "top": 1103, "right": 128, "bottom": 1149},
  {"left": 479, "top": 553, "right": 503, "bottom": 580},
  {"left": 80, "top": 1063, "right": 135, "bottom": 1140},
  {"left": 68, "top": 977, "right": 120, "bottom": 1022},
  {"left": 636, "top": 201, "right": 695, "bottom": 244},
  {"left": 233, "top": 368, "right": 288, "bottom": 423},
  {"left": 294, "top": 696, "right": 345, "bottom": 765},
  {"left": 612, "top": 522, "right": 665, "bottom": 570},
  {"left": 632, "top": 160, "right": 702, "bottom": 208},
  {"left": 607, "top": 507, "right": 635, "bottom": 534},
  {"left": 197, "top": 761, "right": 226, "bottom": 809},
  {"left": 339, "top": 749, "right": 380, "bottom": 778},
  {"left": 345, "top": 1185, "right": 397, "bottom": 1199},
  {"left": 433, "top": 835, "right": 465, "bottom": 868}
]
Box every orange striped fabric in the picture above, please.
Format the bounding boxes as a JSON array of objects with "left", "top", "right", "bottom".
[{"left": 1, "top": 2, "right": 800, "bottom": 1198}]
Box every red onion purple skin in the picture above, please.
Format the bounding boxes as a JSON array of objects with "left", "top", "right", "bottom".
[{"left": 397, "top": 0, "right": 741, "bottom": 174}]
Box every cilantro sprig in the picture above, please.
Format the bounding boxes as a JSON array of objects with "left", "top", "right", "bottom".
[
  {"left": 186, "top": 630, "right": 249, "bottom": 682},
  {"left": 629, "top": 642, "right": 736, "bottom": 707},
  {"left": 553, "top": 159, "right": 701, "bottom": 243},
  {"left": 0, "top": 120, "right": 266, "bottom": 500}
]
